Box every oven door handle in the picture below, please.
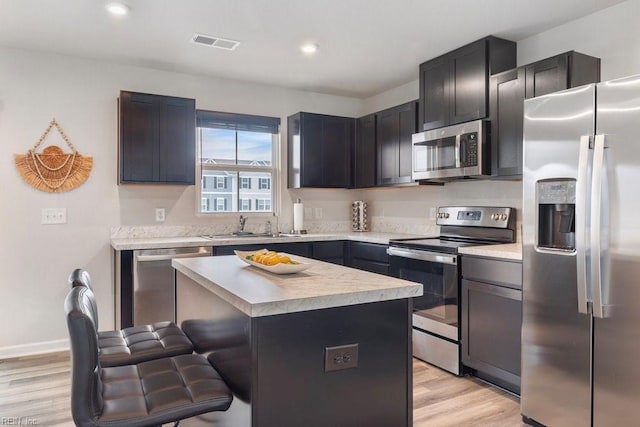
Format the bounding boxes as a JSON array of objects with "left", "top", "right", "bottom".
[{"left": 386, "top": 247, "right": 457, "bottom": 265}]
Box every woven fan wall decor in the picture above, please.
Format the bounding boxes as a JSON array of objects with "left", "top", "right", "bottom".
[{"left": 14, "top": 118, "right": 93, "bottom": 193}]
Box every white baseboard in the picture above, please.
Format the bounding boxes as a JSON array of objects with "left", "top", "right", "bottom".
[{"left": 0, "top": 339, "right": 69, "bottom": 359}]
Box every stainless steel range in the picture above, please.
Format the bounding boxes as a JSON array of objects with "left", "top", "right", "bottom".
[{"left": 388, "top": 206, "right": 516, "bottom": 375}]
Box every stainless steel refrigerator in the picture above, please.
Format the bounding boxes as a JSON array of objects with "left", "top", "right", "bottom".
[{"left": 522, "top": 74, "right": 640, "bottom": 426}]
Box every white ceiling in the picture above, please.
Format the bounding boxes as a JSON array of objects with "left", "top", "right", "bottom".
[{"left": 0, "top": 0, "right": 626, "bottom": 98}]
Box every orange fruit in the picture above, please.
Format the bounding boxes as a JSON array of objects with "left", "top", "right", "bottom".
[{"left": 278, "top": 255, "right": 291, "bottom": 264}]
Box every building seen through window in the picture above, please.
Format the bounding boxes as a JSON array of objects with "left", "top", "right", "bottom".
[{"left": 197, "top": 111, "right": 279, "bottom": 213}]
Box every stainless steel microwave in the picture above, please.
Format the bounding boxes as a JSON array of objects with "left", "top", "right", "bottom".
[{"left": 412, "top": 119, "right": 489, "bottom": 181}]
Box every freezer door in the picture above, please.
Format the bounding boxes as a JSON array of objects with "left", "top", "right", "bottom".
[
  {"left": 593, "top": 75, "right": 640, "bottom": 426},
  {"left": 521, "top": 84, "right": 595, "bottom": 426}
]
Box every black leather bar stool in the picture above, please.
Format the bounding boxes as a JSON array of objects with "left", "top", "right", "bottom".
[
  {"left": 65, "top": 285, "right": 233, "bottom": 427},
  {"left": 181, "top": 318, "right": 246, "bottom": 354},
  {"left": 68, "top": 268, "right": 193, "bottom": 367},
  {"left": 182, "top": 319, "right": 252, "bottom": 403}
]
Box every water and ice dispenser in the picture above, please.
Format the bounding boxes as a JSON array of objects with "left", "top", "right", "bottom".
[{"left": 537, "top": 180, "right": 576, "bottom": 251}]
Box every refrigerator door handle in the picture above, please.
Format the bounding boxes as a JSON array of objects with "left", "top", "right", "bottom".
[
  {"left": 575, "top": 135, "right": 591, "bottom": 314},
  {"left": 591, "top": 134, "right": 608, "bottom": 318}
]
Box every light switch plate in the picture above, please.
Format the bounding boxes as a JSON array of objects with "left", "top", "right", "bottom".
[
  {"left": 155, "top": 208, "right": 165, "bottom": 222},
  {"left": 41, "top": 208, "right": 67, "bottom": 225},
  {"left": 304, "top": 207, "right": 312, "bottom": 219},
  {"left": 314, "top": 207, "right": 323, "bottom": 220},
  {"left": 429, "top": 207, "right": 437, "bottom": 220}
]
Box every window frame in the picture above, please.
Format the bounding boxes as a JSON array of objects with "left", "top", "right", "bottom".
[
  {"left": 258, "top": 177, "right": 271, "bottom": 190},
  {"left": 215, "top": 176, "right": 226, "bottom": 189},
  {"left": 240, "top": 177, "right": 251, "bottom": 189},
  {"left": 256, "top": 198, "right": 272, "bottom": 212},
  {"left": 196, "top": 114, "right": 280, "bottom": 217}
]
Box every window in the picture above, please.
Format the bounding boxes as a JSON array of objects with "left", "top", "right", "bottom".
[
  {"left": 256, "top": 199, "right": 271, "bottom": 211},
  {"left": 258, "top": 177, "right": 270, "bottom": 190},
  {"left": 198, "top": 111, "right": 280, "bottom": 214},
  {"left": 215, "top": 176, "right": 226, "bottom": 189}
]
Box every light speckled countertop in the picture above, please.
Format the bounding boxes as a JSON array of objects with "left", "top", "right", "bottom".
[
  {"left": 173, "top": 255, "right": 423, "bottom": 317},
  {"left": 458, "top": 243, "right": 523, "bottom": 261},
  {"left": 111, "top": 232, "right": 430, "bottom": 251}
]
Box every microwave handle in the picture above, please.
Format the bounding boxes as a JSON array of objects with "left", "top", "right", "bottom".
[{"left": 455, "top": 135, "right": 461, "bottom": 168}]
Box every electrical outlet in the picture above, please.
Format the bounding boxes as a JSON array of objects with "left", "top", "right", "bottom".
[
  {"left": 155, "top": 208, "right": 165, "bottom": 222},
  {"left": 429, "top": 207, "right": 437, "bottom": 220},
  {"left": 314, "top": 207, "right": 323, "bottom": 220},
  {"left": 41, "top": 208, "right": 67, "bottom": 225},
  {"left": 304, "top": 207, "right": 312, "bottom": 219},
  {"left": 325, "top": 344, "right": 358, "bottom": 372}
]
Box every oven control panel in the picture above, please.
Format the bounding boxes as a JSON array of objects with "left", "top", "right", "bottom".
[{"left": 436, "top": 206, "right": 514, "bottom": 228}]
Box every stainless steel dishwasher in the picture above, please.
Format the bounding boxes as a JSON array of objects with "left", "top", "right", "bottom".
[{"left": 133, "top": 247, "right": 210, "bottom": 326}]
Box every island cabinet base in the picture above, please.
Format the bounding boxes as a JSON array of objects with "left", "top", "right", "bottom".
[{"left": 176, "top": 272, "right": 413, "bottom": 427}]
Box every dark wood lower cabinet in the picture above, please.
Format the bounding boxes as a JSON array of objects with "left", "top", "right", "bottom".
[
  {"left": 461, "top": 256, "right": 522, "bottom": 394},
  {"left": 212, "top": 242, "right": 312, "bottom": 257},
  {"left": 213, "top": 241, "right": 346, "bottom": 265},
  {"left": 312, "top": 240, "right": 346, "bottom": 265},
  {"left": 347, "top": 241, "right": 390, "bottom": 275},
  {"left": 210, "top": 240, "right": 392, "bottom": 272}
]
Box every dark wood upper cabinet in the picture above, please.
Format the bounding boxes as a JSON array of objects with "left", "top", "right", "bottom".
[
  {"left": 354, "top": 114, "right": 376, "bottom": 188},
  {"left": 376, "top": 101, "right": 417, "bottom": 186},
  {"left": 491, "top": 51, "right": 601, "bottom": 178},
  {"left": 525, "top": 51, "right": 601, "bottom": 99},
  {"left": 490, "top": 68, "right": 525, "bottom": 177},
  {"left": 419, "top": 37, "right": 516, "bottom": 132},
  {"left": 419, "top": 55, "right": 450, "bottom": 131},
  {"left": 450, "top": 41, "right": 488, "bottom": 125},
  {"left": 287, "top": 112, "right": 354, "bottom": 188},
  {"left": 119, "top": 91, "right": 195, "bottom": 184}
]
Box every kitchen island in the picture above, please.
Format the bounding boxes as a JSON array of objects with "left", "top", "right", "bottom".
[{"left": 173, "top": 255, "right": 422, "bottom": 427}]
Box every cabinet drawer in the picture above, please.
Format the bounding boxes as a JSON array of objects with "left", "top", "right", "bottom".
[
  {"left": 213, "top": 242, "right": 312, "bottom": 257},
  {"left": 462, "top": 256, "right": 522, "bottom": 289},
  {"left": 349, "top": 241, "right": 388, "bottom": 263},
  {"left": 312, "top": 241, "right": 345, "bottom": 259}
]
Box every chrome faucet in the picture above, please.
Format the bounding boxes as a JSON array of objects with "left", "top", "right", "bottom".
[{"left": 238, "top": 215, "right": 247, "bottom": 233}]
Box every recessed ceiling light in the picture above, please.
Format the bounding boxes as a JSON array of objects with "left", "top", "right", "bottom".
[
  {"left": 106, "top": 2, "right": 130, "bottom": 16},
  {"left": 301, "top": 43, "right": 318, "bottom": 55}
]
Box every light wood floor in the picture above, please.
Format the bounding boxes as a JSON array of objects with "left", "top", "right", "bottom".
[{"left": 0, "top": 352, "right": 524, "bottom": 426}]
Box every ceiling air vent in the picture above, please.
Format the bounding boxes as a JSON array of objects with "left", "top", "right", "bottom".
[{"left": 191, "top": 33, "right": 240, "bottom": 51}]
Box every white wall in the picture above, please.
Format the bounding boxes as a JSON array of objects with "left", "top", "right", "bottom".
[{"left": 0, "top": 47, "right": 362, "bottom": 355}]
